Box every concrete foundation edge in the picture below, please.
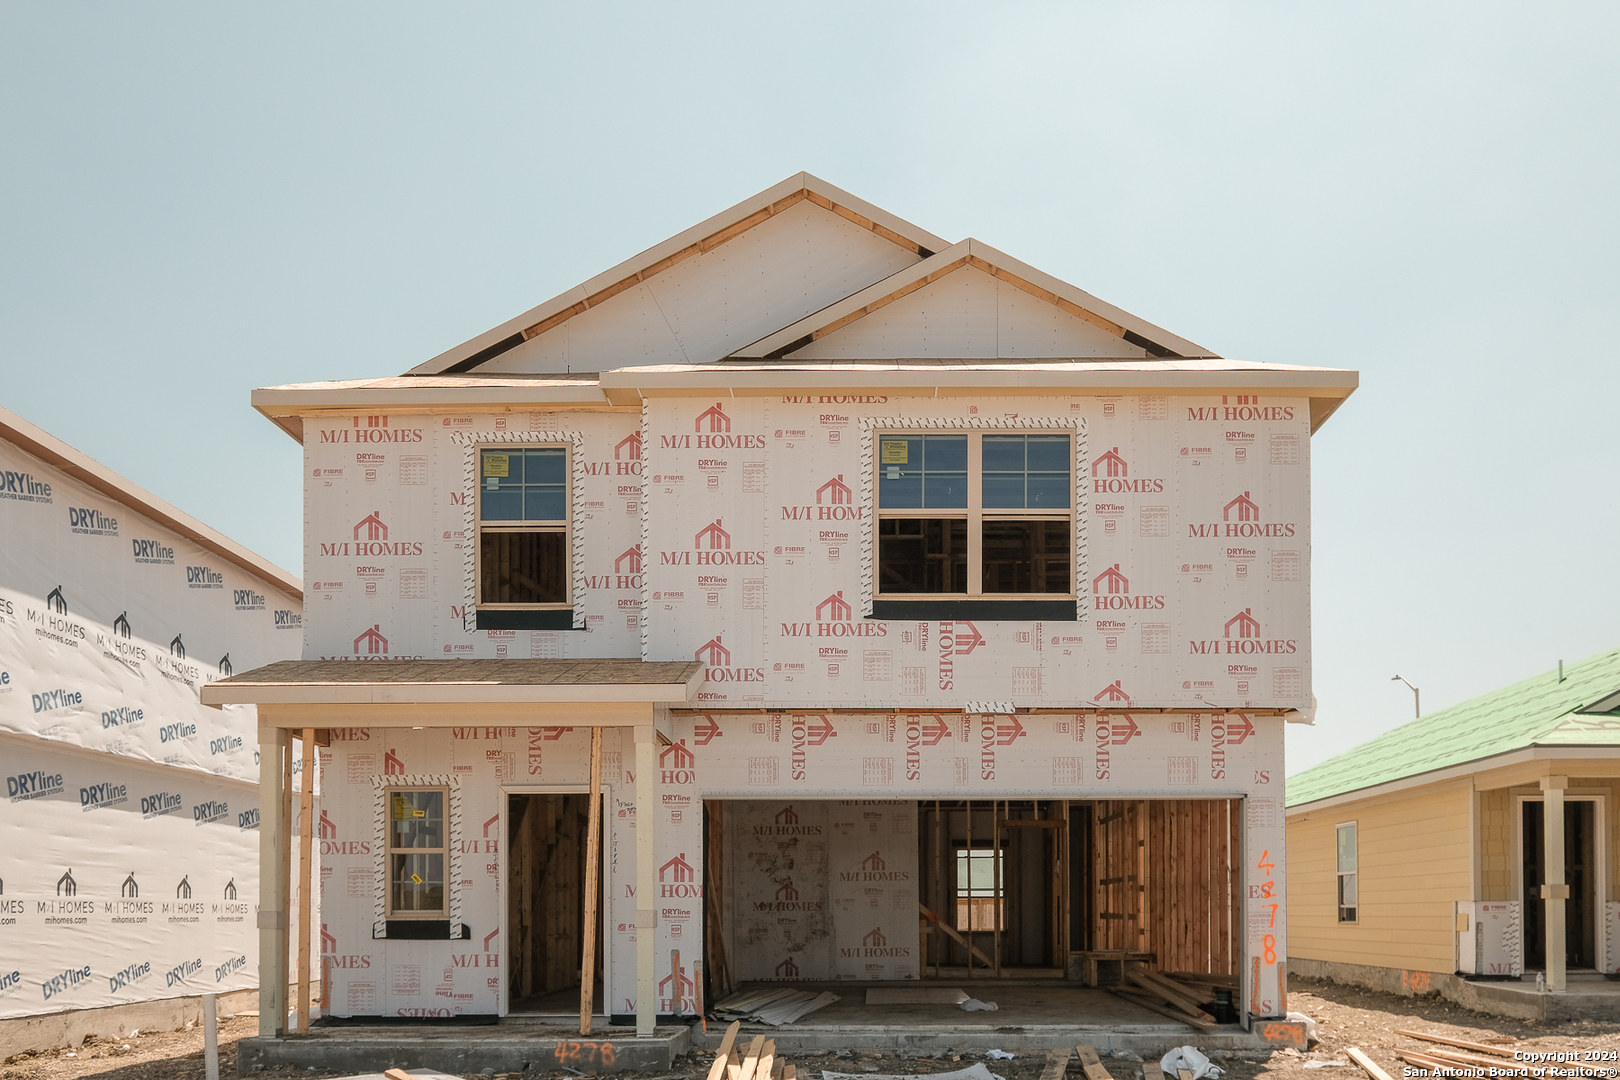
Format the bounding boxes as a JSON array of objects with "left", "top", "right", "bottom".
[
  {"left": 1287, "top": 956, "right": 1616, "bottom": 1023},
  {"left": 237, "top": 1026, "right": 691, "bottom": 1076},
  {"left": 690, "top": 1026, "right": 1266, "bottom": 1055},
  {"left": 0, "top": 987, "right": 261, "bottom": 1059}
]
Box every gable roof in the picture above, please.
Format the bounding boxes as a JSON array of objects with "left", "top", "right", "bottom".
[
  {"left": 408, "top": 173, "right": 949, "bottom": 375},
  {"left": 733, "top": 238, "right": 1213, "bottom": 360},
  {"left": 1287, "top": 647, "right": 1620, "bottom": 808},
  {"left": 0, "top": 405, "right": 301, "bottom": 598}
]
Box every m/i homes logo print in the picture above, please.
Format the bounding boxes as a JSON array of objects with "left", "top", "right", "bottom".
[
  {"left": 1091, "top": 564, "right": 1165, "bottom": 611},
  {"left": 780, "top": 475, "right": 862, "bottom": 522},
  {"left": 319, "top": 512, "right": 423, "bottom": 558},
  {"left": 657, "top": 853, "right": 700, "bottom": 898},
  {"left": 1090, "top": 448, "right": 1163, "bottom": 494}
]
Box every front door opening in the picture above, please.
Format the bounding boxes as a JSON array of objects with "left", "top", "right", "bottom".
[
  {"left": 507, "top": 793, "right": 601, "bottom": 1013},
  {"left": 1522, "top": 798, "right": 1597, "bottom": 970}
]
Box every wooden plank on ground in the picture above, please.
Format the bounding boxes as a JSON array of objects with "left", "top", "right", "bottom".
[
  {"left": 1127, "top": 967, "right": 1213, "bottom": 1017},
  {"left": 1143, "top": 1064, "right": 1166, "bottom": 1080},
  {"left": 383, "top": 1070, "right": 420, "bottom": 1080},
  {"left": 1394, "top": 1030, "right": 1517, "bottom": 1059},
  {"left": 1412, "top": 1047, "right": 1529, "bottom": 1073},
  {"left": 1348, "top": 1047, "right": 1397, "bottom": 1080},
  {"left": 1075, "top": 1043, "right": 1112, "bottom": 1080},
  {"left": 703, "top": 1021, "right": 741, "bottom": 1080},
  {"left": 734, "top": 1035, "right": 766, "bottom": 1080},
  {"left": 755, "top": 1039, "right": 776, "bottom": 1080},
  {"left": 1038, "top": 1046, "right": 1072, "bottom": 1080}
]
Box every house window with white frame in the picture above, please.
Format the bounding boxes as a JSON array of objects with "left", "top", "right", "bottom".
[
  {"left": 477, "top": 445, "right": 569, "bottom": 609},
  {"left": 387, "top": 787, "right": 449, "bottom": 918},
  {"left": 1336, "top": 821, "right": 1358, "bottom": 923},
  {"left": 875, "top": 432, "right": 1072, "bottom": 600}
]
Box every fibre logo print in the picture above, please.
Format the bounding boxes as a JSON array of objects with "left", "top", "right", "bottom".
[
  {"left": 695, "top": 634, "right": 764, "bottom": 684},
  {"left": 1188, "top": 609, "right": 1296, "bottom": 655},
  {"left": 661, "top": 519, "right": 764, "bottom": 567},
  {"left": 318, "top": 512, "right": 423, "bottom": 558},
  {"left": 781, "top": 591, "right": 886, "bottom": 638},
  {"left": 1091, "top": 564, "right": 1165, "bottom": 611},
  {"left": 780, "top": 474, "right": 863, "bottom": 522}
]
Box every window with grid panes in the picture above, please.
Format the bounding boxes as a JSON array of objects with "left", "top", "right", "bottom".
[
  {"left": 477, "top": 446, "right": 569, "bottom": 610},
  {"left": 875, "top": 432, "right": 1073, "bottom": 600},
  {"left": 386, "top": 787, "right": 448, "bottom": 918}
]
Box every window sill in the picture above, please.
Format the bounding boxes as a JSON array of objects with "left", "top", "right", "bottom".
[
  {"left": 475, "top": 608, "right": 575, "bottom": 630},
  {"left": 870, "top": 598, "right": 1078, "bottom": 621},
  {"left": 378, "top": 920, "right": 470, "bottom": 940}
]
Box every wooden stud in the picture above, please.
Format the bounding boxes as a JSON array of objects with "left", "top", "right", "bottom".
[
  {"left": 704, "top": 1022, "right": 742, "bottom": 1080},
  {"left": 279, "top": 738, "right": 292, "bottom": 1035},
  {"left": 1038, "top": 1047, "right": 1072, "bottom": 1080},
  {"left": 734, "top": 1035, "right": 767, "bottom": 1080},
  {"left": 580, "top": 730, "right": 603, "bottom": 1032},
  {"left": 296, "top": 728, "right": 314, "bottom": 1034}
]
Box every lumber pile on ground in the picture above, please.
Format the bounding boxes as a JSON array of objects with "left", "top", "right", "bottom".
[
  {"left": 1107, "top": 963, "right": 1220, "bottom": 1031},
  {"left": 711, "top": 987, "right": 839, "bottom": 1027},
  {"left": 1348, "top": 1033, "right": 1529, "bottom": 1080},
  {"left": 705, "top": 1022, "right": 802, "bottom": 1080}
]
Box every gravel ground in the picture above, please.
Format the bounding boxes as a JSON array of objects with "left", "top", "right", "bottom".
[{"left": 5, "top": 978, "right": 1618, "bottom": 1080}]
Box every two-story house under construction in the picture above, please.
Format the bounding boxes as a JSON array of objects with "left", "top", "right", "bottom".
[{"left": 205, "top": 174, "right": 1357, "bottom": 1053}]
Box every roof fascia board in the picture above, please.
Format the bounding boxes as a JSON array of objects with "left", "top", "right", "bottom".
[
  {"left": 0, "top": 405, "right": 302, "bottom": 598},
  {"left": 407, "top": 173, "right": 952, "bottom": 376},
  {"left": 733, "top": 238, "right": 1216, "bottom": 360},
  {"left": 1285, "top": 744, "right": 1620, "bottom": 815},
  {"left": 204, "top": 670, "right": 702, "bottom": 707},
  {"left": 252, "top": 383, "right": 618, "bottom": 443},
  {"left": 255, "top": 701, "right": 659, "bottom": 729}
]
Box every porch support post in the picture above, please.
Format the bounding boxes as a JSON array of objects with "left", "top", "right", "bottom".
[
  {"left": 1541, "top": 775, "right": 1567, "bottom": 992},
  {"left": 257, "top": 726, "right": 288, "bottom": 1038},
  {"left": 296, "top": 728, "right": 316, "bottom": 1033},
  {"left": 634, "top": 725, "right": 657, "bottom": 1037}
]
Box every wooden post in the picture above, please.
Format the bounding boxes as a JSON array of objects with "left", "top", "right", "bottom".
[
  {"left": 279, "top": 733, "right": 293, "bottom": 1033},
  {"left": 579, "top": 727, "right": 603, "bottom": 1034},
  {"left": 671, "top": 949, "right": 682, "bottom": 1014},
  {"left": 257, "top": 726, "right": 287, "bottom": 1039},
  {"left": 1542, "top": 776, "right": 1567, "bottom": 993},
  {"left": 634, "top": 726, "right": 657, "bottom": 1036},
  {"left": 296, "top": 728, "right": 315, "bottom": 1033}
]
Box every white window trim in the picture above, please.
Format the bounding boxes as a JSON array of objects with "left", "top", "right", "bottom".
[
  {"left": 372, "top": 773, "right": 461, "bottom": 937},
  {"left": 857, "top": 416, "right": 1087, "bottom": 617},
  {"left": 453, "top": 430, "right": 586, "bottom": 630},
  {"left": 1336, "top": 820, "right": 1358, "bottom": 925}
]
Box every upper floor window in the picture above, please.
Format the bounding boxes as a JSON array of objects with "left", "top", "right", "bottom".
[
  {"left": 876, "top": 432, "right": 1072, "bottom": 599},
  {"left": 478, "top": 446, "right": 569, "bottom": 609}
]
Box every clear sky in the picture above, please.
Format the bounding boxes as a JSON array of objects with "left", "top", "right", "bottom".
[{"left": 3, "top": 3, "right": 1615, "bottom": 776}]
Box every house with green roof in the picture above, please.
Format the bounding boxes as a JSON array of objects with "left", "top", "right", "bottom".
[{"left": 1285, "top": 648, "right": 1620, "bottom": 1012}]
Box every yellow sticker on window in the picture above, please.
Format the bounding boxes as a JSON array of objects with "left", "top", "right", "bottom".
[
  {"left": 413, "top": 809, "right": 425, "bottom": 818},
  {"left": 483, "top": 453, "right": 509, "bottom": 477},
  {"left": 880, "top": 440, "right": 909, "bottom": 464},
  {"left": 411, "top": 873, "right": 423, "bottom": 884}
]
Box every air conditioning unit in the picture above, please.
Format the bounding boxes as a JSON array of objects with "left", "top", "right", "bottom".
[{"left": 1455, "top": 901, "right": 1522, "bottom": 977}]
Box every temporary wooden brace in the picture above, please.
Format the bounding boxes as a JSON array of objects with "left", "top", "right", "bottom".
[
  {"left": 918, "top": 905, "right": 994, "bottom": 968},
  {"left": 671, "top": 949, "right": 682, "bottom": 1015},
  {"left": 992, "top": 800, "right": 1002, "bottom": 977},
  {"left": 1347, "top": 1048, "right": 1397, "bottom": 1080},
  {"left": 578, "top": 726, "right": 603, "bottom": 1035},
  {"left": 1037, "top": 1047, "right": 1072, "bottom": 1080},
  {"left": 1075, "top": 1044, "right": 1113, "bottom": 1080}
]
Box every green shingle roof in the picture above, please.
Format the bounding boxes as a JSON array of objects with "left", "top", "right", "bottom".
[{"left": 1287, "top": 647, "right": 1620, "bottom": 807}]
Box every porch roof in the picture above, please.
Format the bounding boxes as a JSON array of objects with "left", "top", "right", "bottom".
[
  {"left": 201, "top": 658, "right": 704, "bottom": 707},
  {"left": 1287, "top": 646, "right": 1620, "bottom": 809}
]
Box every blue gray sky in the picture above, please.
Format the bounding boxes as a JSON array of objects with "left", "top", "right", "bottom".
[{"left": 4, "top": 3, "right": 1615, "bottom": 774}]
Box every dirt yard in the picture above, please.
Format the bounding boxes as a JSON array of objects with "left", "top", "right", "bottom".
[{"left": 3, "top": 977, "right": 1618, "bottom": 1080}]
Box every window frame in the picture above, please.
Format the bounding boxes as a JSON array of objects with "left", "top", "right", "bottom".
[
  {"left": 473, "top": 441, "right": 573, "bottom": 613},
  {"left": 1336, "top": 821, "right": 1358, "bottom": 924},
  {"left": 384, "top": 785, "right": 451, "bottom": 921},
  {"left": 873, "top": 429, "right": 1076, "bottom": 602}
]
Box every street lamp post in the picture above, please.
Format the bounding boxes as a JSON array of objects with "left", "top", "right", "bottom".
[{"left": 1391, "top": 675, "right": 1420, "bottom": 719}]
